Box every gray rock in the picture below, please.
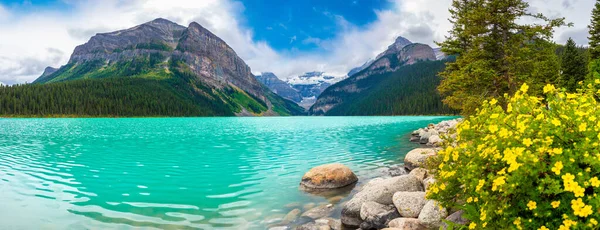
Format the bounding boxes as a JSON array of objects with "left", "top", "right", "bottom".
[
  {"left": 301, "top": 204, "right": 334, "bottom": 219},
  {"left": 388, "top": 218, "right": 427, "bottom": 230},
  {"left": 341, "top": 175, "right": 423, "bottom": 227},
  {"left": 443, "top": 210, "right": 470, "bottom": 229},
  {"left": 408, "top": 168, "right": 428, "bottom": 181},
  {"left": 282, "top": 208, "right": 302, "bottom": 224},
  {"left": 295, "top": 222, "right": 330, "bottom": 230},
  {"left": 359, "top": 201, "right": 399, "bottom": 229},
  {"left": 428, "top": 135, "right": 443, "bottom": 146},
  {"left": 315, "top": 218, "right": 342, "bottom": 230},
  {"left": 303, "top": 203, "right": 316, "bottom": 211},
  {"left": 423, "top": 177, "right": 436, "bottom": 191},
  {"left": 300, "top": 163, "right": 358, "bottom": 189},
  {"left": 410, "top": 135, "right": 420, "bottom": 142},
  {"left": 418, "top": 200, "right": 448, "bottom": 229},
  {"left": 382, "top": 165, "right": 409, "bottom": 177},
  {"left": 404, "top": 148, "right": 436, "bottom": 170},
  {"left": 392, "top": 192, "right": 427, "bottom": 218}
]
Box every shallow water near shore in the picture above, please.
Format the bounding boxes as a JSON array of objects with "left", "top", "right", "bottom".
[{"left": 0, "top": 116, "right": 454, "bottom": 229}]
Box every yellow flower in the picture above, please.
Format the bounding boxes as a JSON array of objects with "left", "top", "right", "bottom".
[
  {"left": 543, "top": 84, "right": 556, "bottom": 93},
  {"left": 490, "top": 98, "right": 498, "bottom": 105},
  {"left": 539, "top": 226, "right": 549, "bottom": 230},
  {"left": 552, "top": 201, "right": 561, "bottom": 208},
  {"left": 520, "top": 83, "right": 529, "bottom": 93},
  {"left": 552, "top": 161, "right": 563, "bottom": 175},
  {"left": 579, "top": 123, "right": 587, "bottom": 132},
  {"left": 552, "top": 118, "right": 561, "bottom": 126},
  {"left": 499, "top": 128, "right": 509, "bottom": 138},
  {"left": 527, "top": 201, "right": 537, "bottom": 210},
  {"left": 492, "top": 176, "right": 506, "bottom": 191},
  {"left": 572, "top": 198, "right": 593, "bottom": 217},
  {"left": 591, "top": 218, "right": 598, "bottom": 226},
  {"left": 469, "top": 222, "right": 477, "bottom": 229},
  {"left": 523, "top": 138, "right": 533, "bottom": 147},
  {"left": 476, "top": 179, "right": 485, "bottom": 192},
  {"left": 591, "top": 177, "right": 600, "bottom": 187},
  {"left": 489, "top": 124, "right": 499, "bottom": 133}
]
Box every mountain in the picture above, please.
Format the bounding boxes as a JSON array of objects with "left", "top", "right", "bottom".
[
  {"left": 285, "top": 71, "right": 344, "bottom": 109},
  {"left": 310, "top": 60, "right": 457, "bottom": 116},
  {"left": 3, "top": 18, "right": 304, "bottom": 117},
  {"left": 255, "top": 72, "right": 302, "bottom": 103},
  {"left": 433, "top": 48, "right": 447, "bottom": 60},
  {"left": 310, "top": 36, "right": 441, "bottom": 115},
  {"left": 38, "top": 67, "right": 58, "bottom": 80},
  {"left": 347, "top": 59, "right": 374, "bottom": 77}
]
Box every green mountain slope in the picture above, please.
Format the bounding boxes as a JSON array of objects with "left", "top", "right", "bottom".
[
  {"left": 2, "top": 18, "right": 304, "bottom": 117},
  {"left": 311, "top": 60, "right": 458, "bottom": 116}
]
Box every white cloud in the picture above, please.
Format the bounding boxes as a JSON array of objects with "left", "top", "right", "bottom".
[{"left": 0, "top": 0, "right": 594, "bottom": 84}]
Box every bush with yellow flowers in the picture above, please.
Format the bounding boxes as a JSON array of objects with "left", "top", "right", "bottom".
[{"left": 427, "top": 82, "right": 600, "bottom": 229}]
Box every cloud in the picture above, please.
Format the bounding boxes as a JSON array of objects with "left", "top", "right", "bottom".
[{"left": 0, "top": 0, "right": 595, "bottom": 84}]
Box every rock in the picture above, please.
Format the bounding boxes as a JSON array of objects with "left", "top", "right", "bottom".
[
  {"left": 418, "top": 200, "right": 448, "bottom": 229},
  {"left": 419, "top": 132, "right": 432, "bottom": 144},
  {"left": 423, "top": 177, "right": 436, "bottom": 191},
  {"left": 281, "top": 208, "right": 302, "bottom": 224},
  {"left": 295, "top": 222, "right": 330, "bottom": 230},
  {"left": 427, "top": 123, "right": 435, "bottom": 129},
  {"left": 286, "top": 202, "right": 302, "bottom": 208},
  {"left": 316, "top": 218, "right": 342, "bottom": 230},
  {"left": 408, "top": 168, "right": 428, "bottom": 181},
  {"left": 303, "top": 203, "right": 316, "bottom": 211},
  {"left": 428, "top": 135, "right": 443, "bottom": 146},
  {"left": 341, "top": 175, "right": 423, "bottom": 227},
  {"left": 359, "top": 201, "right": 400, "bottom": 229},
  {"left": 301, "top": 204, "right": 334, "bottom": 219},
  {"left": 392, "top": 192, "right": 427, "bottom": 218},
  {"left": 388, "top": 218, "right": 428, "bottom": 230},
  {"left": 443, "top": 210, "right": 470, "bottom": 229},
  {"left": 404, "top": 148, "right": 436, "bottom": 170},
  {"left": 409, "top": 135, "right": 420, "bottom": 142},
  {"left": 300, "top": 163, "right": 358, "bottom": 189},
  {"left": 327, "top": 195, "right": 344, "bottom": 204},
  {"left": 383, "top": 165, "right": 409, "bottom": 177}
]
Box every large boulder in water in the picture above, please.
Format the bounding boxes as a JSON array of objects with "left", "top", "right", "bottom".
[
  {"left": 300, "top": 163, "right": 358, "bottom": 189},
  {"left": 359, "top": 201, "right": 400, "bottom": 229},
  {"left": 341, "top": 175, "right": 423, "bottom": 227}
]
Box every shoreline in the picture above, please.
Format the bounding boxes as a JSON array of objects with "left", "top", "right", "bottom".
[{"left": 270, "top": 118, "right": 463, "bottom": 230}]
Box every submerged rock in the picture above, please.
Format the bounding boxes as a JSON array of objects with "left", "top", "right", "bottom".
[
  {"left": 282, "top": 209, "right": 302, "bottom": 225},
  {"left": 300, "top": 163, "right": 358, "bottom": 189},
  {"left": 301, "top": 204, "right": 334, "bottom": 220}
]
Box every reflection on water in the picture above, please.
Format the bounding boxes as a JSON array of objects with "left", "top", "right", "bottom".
[{"left": 0, "top": 116, "right": 452, "bottom": 229}]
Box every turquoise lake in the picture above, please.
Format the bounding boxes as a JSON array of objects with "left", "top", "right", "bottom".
[{"left": 0, "top": 116, "right": 453, "bottom": 229}]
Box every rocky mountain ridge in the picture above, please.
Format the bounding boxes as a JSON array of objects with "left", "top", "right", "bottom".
[
  {"left": 310, "top": 36, "right": 438, "bottom": 115},
  {"left": 34, "top": 18, "right": 303, "bottom": 116}
]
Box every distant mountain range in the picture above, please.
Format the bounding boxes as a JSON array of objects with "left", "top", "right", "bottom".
[
  {"left": 255, "top": 71, "right": 343, "bottom": 109},
  {"left": 3, "top": 18, "right": 304, "bottom": 117},
  {"left": 310, "top": 36, "right": 454, "bottom": 115}
]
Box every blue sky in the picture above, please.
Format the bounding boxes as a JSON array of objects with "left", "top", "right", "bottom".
[
  {"left": 239, "top": 0, "right": 389, "bottom": 52},
  {"left": 0, "top": 0, "right": 595, "bottom": 84}
]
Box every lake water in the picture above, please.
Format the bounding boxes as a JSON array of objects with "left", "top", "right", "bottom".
[{"left": 0, "top": 116, "right": 452, "bottom": 229}]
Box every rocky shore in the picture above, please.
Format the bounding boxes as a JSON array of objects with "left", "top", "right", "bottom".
[{"left": 269, "top": 118, "right": 464, "bottom": 230}]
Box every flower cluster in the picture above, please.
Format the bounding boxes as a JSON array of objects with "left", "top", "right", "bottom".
[{"left": 427, "top": 82, "right": 600, "bottom": 229}]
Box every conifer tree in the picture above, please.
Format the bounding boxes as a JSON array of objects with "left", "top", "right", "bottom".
[
  {"left": 589, "top": 0, "right": 600, "bottom": 80},
  {"left": 437, "top": 0, "right": 566, "bottom": 114},
  {"left": 590, "top": 0, "right": 600, "bottom": 60},
  {"left": 560, "top": 38, "right": 588, "bottom": 92}
]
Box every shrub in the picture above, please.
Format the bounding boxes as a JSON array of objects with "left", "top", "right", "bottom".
[{"left": 427, "top": 82, "right": 600, "bottom": 229}]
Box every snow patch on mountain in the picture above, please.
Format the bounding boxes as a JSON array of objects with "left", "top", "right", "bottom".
[{"left": 285, "top": 71, "right": 346, "bottom": 85}]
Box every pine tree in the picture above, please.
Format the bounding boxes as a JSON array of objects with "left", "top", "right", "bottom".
[
  {"left": 589, "top": 0, "right": 600, "bottom": 80},
  {"left": 560, "top": 38, "right": 588, "bottom": 92},
  {"left": 437, "top": 0, "right": 566, "bottom": 114},
  {"left": 590, "top": 0, "right": 600, "bottom": 60}
]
